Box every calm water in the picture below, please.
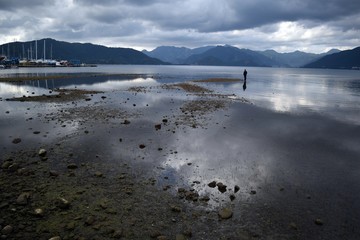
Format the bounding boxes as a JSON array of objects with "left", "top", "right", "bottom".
[
  {"left": 2, "top": 65, "right": 360, "bottom": 238},
  {"left": 1, "top": 65, "right": 360, "bottom": 124}
]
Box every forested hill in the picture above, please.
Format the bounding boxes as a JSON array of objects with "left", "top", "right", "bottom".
[
  {"left": 1, "top": 38, "right": 166, "bottom": 65},
  {"left": 303, "top": 47, "right": 360, "bottom": 69}
]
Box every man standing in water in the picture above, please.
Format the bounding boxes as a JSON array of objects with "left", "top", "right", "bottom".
[
  {"left": 243, "top": 69, "right": 248, "bottom": 91},
  {"left": 243, "top": 69, "right": 247, "bottom": 81}
]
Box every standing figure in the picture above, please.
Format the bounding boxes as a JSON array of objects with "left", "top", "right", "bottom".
[{"left": 243, "top": 69, "right": 247, "bottom": 81}]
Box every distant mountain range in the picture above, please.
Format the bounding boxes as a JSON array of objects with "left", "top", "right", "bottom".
[
  {"left": 143, "top": 45, "right": 343, "bottom": 68},
  {"left": 0, "top": 38, "right": 165, "bottom": 65},
  {"left": 1, "top": 38, "right": 359, "bottom": 69}
]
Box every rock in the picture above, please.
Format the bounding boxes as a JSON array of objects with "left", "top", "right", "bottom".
[
  {"left": 234, "top": 185, "right": 240, "bottom": 193},
  {"left": 175, "top": 234, "right": 186, "bottom": 240},
  {"left": 155, "top": 124, "right": 161, "bottom": 130},
  {"left": 177, "top": 188, "right": 186, "bottom": 193},
  {"left": 94, "top": 171, "right": 103, "bottom": 177},
  {"left": 38, "top": 149, "right": 47, "bottom": 157},
  {"left": 33, "top": 131, "right": 41, "bottom": 134},
  {"left": 48, "top": 236, "right": 61, "bottom": 240},
  {"left": 199, "top": 196, "right": 210, "bottom": 202},
  {"left": 217, "top": 182, "right": 227, "bottom": 193},
  {"left": 16, "top": 192, "right": 31, "bottom": 205},
  {"left": 56, "top": 197, "right": 70, "bottom": 209},
  {"left": 8, "top": 163, "right": 19, "bottom": 172},
  {"left": 139, "top": 144, "right": 146, "bottom": 149},
  {"left": 171, "top": 205, "right": 182, "bottom": 213},
  {"left": 123, "top": 120, "right": 131, "bottom": 124},
  {"left": 34, "top": 208, "right": 45, "bottom": 217},
  {"left": 67, "top": 163, "right": 78, "bottom": 169},
  {"left": 185, "top": 191, "right": 199, "bottom": 201},
  {"left": 150, "top": 230, "right": 162, "bottom": 238},
  {"left": 112, "top": 230, "right": 123, "bottom": 238},
  {"left": 12, "top": 138, "right": 21, "bottom": 144},
  {"left": 162, "top": 119, "right": 168, "bottom": 123},
  {"left": 289, "top": 222, "right": 298, "bottom": 230},
  {"left": 230, "top": 194, "right": 236, "bottom": 201},
  {"left": 208, "top": 181, "right": 217, "bottom": 188},
  {"left": 49, "top": 170, "right": 59, "bottom": 177},
  {"left": 1, "top": 225, "right": 13, "bottom": 235},
  {"left": 85, "top": 216, "right": 96, "bottom": 226},
  {"left": 1, "top": 161, "right": 12, "bottom": 169},
  {"left": 183, "top": 229, "right": 192, "bottom": 237},
  {"left": 218, "top": 207, "right": 233, "bottom": 219},
  {"left": 315, "top": 219, "right": 323, "bottom": 225},
  {"left": 157, "top": 236, "right": 167, "bottom": 240},
  {"left": 250, "top": 190, "right": 257, "bottom": 195}
]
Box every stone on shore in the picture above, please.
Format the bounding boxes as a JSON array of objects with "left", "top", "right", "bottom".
[{"left": 218, "top": 208, "right": 233, "bottom": 219}]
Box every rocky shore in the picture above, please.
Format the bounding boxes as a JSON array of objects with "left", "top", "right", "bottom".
[{"left": 1, "top": 77, "right": 359, "bottom": 240}]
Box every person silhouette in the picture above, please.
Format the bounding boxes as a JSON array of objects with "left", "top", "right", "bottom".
[{"left": 243, "top": 69, "right": 247, "bottom": 81}]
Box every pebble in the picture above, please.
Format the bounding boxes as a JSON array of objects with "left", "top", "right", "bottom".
[
  {"left": 38, "top": 149, "right": 47, "bottom": 157},
  {"left": 94, "top": 171, "right": 103, "bottom": 177},
  {"left": 315, "top": 218, "right": 323, "bottom": 225},
  {"left": 217, "top": 182, "right": 227, "bottom": 193},
  {"left": 34, "top": 208, "right": 45, "bottom": 217},
  {"left": 49, "top": 170, "right": 59, "bottom": 177},
  {"left": 1, "top": 225, "right": 13, "bottom": 235},
  {"left": 208, "top": 181, "right": 217, "bottom": 188},
  {"left": 12, "top": 138, "right": 21, "bottom": 144},
  {"left": 250, "top": 190, "right": 257, "bottom": 195},
  {"left": 175, "top": 234, "right": 186, "bottom": 240},
  {"left": 56, "top": 197, "right": 70, "bottom": 209},
  {"left": 67, "top": 163, "right": 78, "bottom": 169},
  {"left": 234, "top": 185, "right": 240, "bottom": 193},
  {"left": 16, "top": 192, "right": 31, "bottom": 205},
  {"left": 289, "top": 222, "right": 298, "bottom": 230},
  {"left": 48, "top": 236, "right": 61, "bottom": 240},
  {"left": 218, "top": 208, "right": 233, "bottom": 219},
  {"left": 139, "top": 144, "right": 146, "bottom": 149}
]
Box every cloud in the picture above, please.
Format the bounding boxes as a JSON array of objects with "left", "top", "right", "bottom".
[{"left": 0, "top": 0, "right": 359, "bottom": 53}]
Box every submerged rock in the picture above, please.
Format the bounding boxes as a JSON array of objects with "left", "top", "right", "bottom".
[
  {"left": 208, "top": 181, "right": 217, "bottom": 188},
  {"left": 218, "top": 208, "right": 233, "bottom": 219},
  {"left": 12, "top": 138, "right": 21, "bottom": 144},
  {"left": 217, "top": 182, "right": 227, "bottom": 193}
]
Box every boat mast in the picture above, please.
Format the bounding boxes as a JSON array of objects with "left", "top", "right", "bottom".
[
  {"left": 43, "top": 39, "right": 46, "bottom": 60},
  {"left": 35, "top": 40, "right": 38, "bottom": 60}
]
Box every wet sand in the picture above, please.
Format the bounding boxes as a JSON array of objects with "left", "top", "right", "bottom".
[{"left": 1, "top": 78, "right": 360, "bottom": 239}]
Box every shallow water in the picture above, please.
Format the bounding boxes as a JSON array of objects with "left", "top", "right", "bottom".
[
  {"left": 1, "top": 65, "right": 360, "bottom": 238},
  {"left": 1, "top": 65, "right": 359, "bottom": 123}
]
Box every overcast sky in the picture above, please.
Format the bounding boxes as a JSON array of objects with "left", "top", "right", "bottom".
[{"left": 1, "top": 0, "right": 359, "bottom": 53}]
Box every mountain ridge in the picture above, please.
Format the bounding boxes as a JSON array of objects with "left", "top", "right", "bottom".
[{"left": 0, "top": 38, "right": 166, "bottom": 65}]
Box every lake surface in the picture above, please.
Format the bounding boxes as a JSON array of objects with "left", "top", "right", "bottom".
[
  {"left": 1, "top": 65, "right": 360, "bottom": 124},
  {"left": 1, "top": 65, "right": 360, "bottom": 239}
]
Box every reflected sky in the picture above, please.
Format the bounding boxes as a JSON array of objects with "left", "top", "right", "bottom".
[
  {"left": 2, "top": 65, "right": 359, "bottom": 123},
  {"left": 1, "top": 66, "right": 360, "bottom": 237}
]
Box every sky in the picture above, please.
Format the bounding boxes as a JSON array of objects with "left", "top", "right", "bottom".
[{"left": 0, "top": 0, "right": 360, "bottom": 53}]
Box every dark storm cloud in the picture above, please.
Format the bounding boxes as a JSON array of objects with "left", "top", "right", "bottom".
[
  {"left": 0, "top": 0, "right": 359, "bottom": 52},
  {"left": 0, "top": 0, "right": 53, "bottom": 11}
]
